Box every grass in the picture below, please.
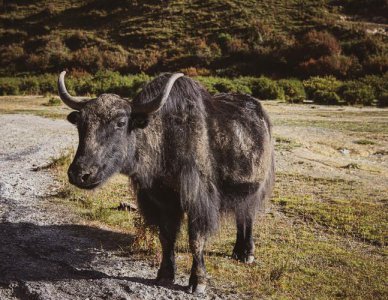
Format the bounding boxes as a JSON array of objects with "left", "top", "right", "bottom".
[
  {"left": 275, "top": 135, "right": 302, "bottom": 151},
  {"left": 50, "top": 153, "right": 388, "bottom": 299},
  {"left": 354, "top": 139, "right": 376, "bottom": 145},
  {"left": 274, "top": 118, "right": 388, "bottom": 134},
  {"left": 274, "top": 174, "right": 387, "bottom": 246},
  {"left": 0, "top": 96, "right": 69, "bottom": 119}
]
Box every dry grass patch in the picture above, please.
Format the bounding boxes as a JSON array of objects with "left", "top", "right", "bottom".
[
  {"left": 51, "top": 152, "right": 388, "bottom": 299},
  {"left": 0, "top": 96, "right": 69, "bottom": 119}
]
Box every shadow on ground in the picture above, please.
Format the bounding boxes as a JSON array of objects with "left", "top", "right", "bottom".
[
  {"left": 0, "top": 221, "right": 187, "bottom": 293},
  {"left": 0, "top": 221, "right": 132, "bottom": 283}
]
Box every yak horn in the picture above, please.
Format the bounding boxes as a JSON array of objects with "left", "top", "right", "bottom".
[
  {"left": 132, "top": 73, "right": 184, "bottom": 114},
  {"left": 58, "top": 71, "right": 91, "bottom": 110}
]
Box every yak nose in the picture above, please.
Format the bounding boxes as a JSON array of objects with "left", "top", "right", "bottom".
[
  {"left": 68, "top": 165, "right": 97, "bottom": 186},
  {"left": 80, "top": 172, "right": 91, "bottom": 183}
]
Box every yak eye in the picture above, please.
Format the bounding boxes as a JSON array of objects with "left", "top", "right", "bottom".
[{"left": 116, "top": 119, "right": 126, "bottom": 128}]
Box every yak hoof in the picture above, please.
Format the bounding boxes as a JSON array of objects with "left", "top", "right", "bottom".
[
  {"left": 232, "top": 252, "right": 255, "bottom": 264},
  {"left": 246, "top": 255, "right": 255, "bottom": 264},
  {"left": 188, "top": 283, "right": 207, "bottom": 295}
]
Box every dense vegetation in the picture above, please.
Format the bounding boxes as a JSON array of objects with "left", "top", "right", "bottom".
[
  {"left": 0, "top": 0, "right": 387, "bottom": 105},
  {"left": 1, "top": 71, "right": 387, "bottom": 106},
  {"left": 1, "top": 0, "right": 387, "bottom": 78}
]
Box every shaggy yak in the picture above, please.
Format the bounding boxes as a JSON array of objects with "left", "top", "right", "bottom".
[{"left": 58, "top": 71, "right": 275, "bottom": 294}]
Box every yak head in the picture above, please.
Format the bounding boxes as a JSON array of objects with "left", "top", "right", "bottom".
[{"left": 58, "top": 71, "right": 183, "bottom": 189}]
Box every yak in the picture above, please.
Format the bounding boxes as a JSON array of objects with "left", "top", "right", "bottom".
[{"left": 58, "top": 71, "right": 275, "bottom": 295}]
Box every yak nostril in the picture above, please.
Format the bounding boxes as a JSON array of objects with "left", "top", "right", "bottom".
[{"left": 81, "top": 173, "right": 91, "bottom": 183}]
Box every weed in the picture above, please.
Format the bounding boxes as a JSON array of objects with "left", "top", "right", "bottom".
[
  {"left": 44, "top": 97, "right": 61, "bottom": 107},
  {"left": 354, "top": 139, "right": 376, "bottom": 145}
]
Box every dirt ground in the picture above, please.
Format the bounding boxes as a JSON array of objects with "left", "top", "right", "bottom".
[
  {"left": 0, "top": 97, "right": 387, "bottom": 299},
  {"left": 270, "top": 103, "right": 388, "bottom": 189}
]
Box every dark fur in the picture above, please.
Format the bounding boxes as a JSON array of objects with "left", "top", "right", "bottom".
[{"left": 66, "top": 73, "right": 275, "bottom": 293}]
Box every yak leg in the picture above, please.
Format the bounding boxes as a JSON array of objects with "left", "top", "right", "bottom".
[
  {"left": 188, "top": 229, "right": 207, "bottom": 295},
  {"left": 137, "top": 188, "right": 182, "bottom": 284},
  {"left": 232, "top": 212, "right": 255, "bottom": 264},
  {"left": 156, "top": 208, "right": 182, "bottom": 284}
]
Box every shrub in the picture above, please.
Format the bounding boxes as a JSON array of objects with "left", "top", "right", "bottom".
[
  {"left": 72, "top": 47, "right": 103, "bottom": 73},
  {"left": 377, "top": 92, "right": 388, "bottom": 107},
  {"left": 364, "top": 54, "right": 388, "bottom": 74},
  {"left": 303, "top": 76, "right": 342, "bottom": 104},
  {"left": 346, "top": 36, "right": 385, "bottom": 62},
  {"left": 360, "top": 73, "right": 388, "bottom": 107},
  {"left": 180, "top": 67, "right": 211, "bottom": 77},
  {"left": 0, "top": 44, "right": 24, "bottom": 72},
  {"left": 339, "top": 81, "right": 375, "bottom": 105},
  {"left": 0, "top": 78, "right": 20, "bottom": 95},
  {"left": 313, "top": 90, "right": 341, "bottom": 105},
  {"left": 102, "top": 50, "right": 128, "bottom": 70},
  {"left": 278, "top": 79, "right": 306, "bottom": 103},
  {"left": 214, "top": 78, "right": 251, "bottom": 94},
  {"left": 26, "top": 54, "right": 50, "bottom": 72},
  {"left": 196, "top": 77, "right": 251, "bottom": 94},
  {"left": 20, "top": 77, "right": 40, "bottom": 94},
  {"left": 37, "top": 74, "right": 57, "bottom": 94},
  {"left": 297, "top": 30, "right": 341, "bottom": 61},
  {"left": 248, "top": 77, "right": 285, "bottom": 100},
  {"left": 299, "top": 54, "right": 357, "bottom": 77},
  {"left": 191, "top": 39, "right": 222, "bottom": 65},
  {"left": 129, "top": 73, "right": 152, "bottom": 97},
  {"left": 128, "top": 50, "right": 161, "bottom": 72}
]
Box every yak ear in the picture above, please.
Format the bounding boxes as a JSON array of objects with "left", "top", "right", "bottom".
[
  {"left": 67, "top": 111, "right": 80, "bottom": 125},
  {"left": 130, "top": 113, "right": 149, "bottom": 130}
]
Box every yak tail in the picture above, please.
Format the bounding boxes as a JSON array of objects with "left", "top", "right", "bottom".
[{"left": 180, "top": 164, "right": 220, "bottom": 236}]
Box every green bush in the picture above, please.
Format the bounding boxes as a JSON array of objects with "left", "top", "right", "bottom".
[
  {"left": 0, "top": 78, "right": 20, "bottom": 95},
  {"left": 37, "top": 74, "right": 57, "bottom": 94},
  {"left": 1, "top": 72, "right": 386, "bottom": 108},
  {"left": 20, "top": 77, "right": 40, "bottom": 94},
  {"left": 278, "top": 79, "right": 306, "bottom": 103},
  {"left": 196, "top": 77, "right": 251, "bottom": 95},
  {"left": 377, "top": 92, "right": 388, "bottom": 107},
  {"left": 360, "top": 73, "right": 388, "bottom": 107},
  {"left": 303, "top": 76, "right": 342, "bottom": 104},
  {"left": 339, "top": 81, "right": 375, "bottom": 105},
  {"left": 248, "top": 77, "right": 284, "bottom": 100}
]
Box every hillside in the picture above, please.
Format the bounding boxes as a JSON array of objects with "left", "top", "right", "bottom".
[{"left": 0, "top": 0, "right": 387, "bottom": 78}]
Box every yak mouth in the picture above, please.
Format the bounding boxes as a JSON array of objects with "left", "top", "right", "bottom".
[{"left": 73, "top": 180, "right": 103, "bottom": 190}]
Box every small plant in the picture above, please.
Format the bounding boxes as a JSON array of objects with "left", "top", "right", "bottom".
[
  {"left": 45, "top": 97, "right": 62, "bottom": 106},
  {"left": 130, "top": 215, "right": 159, "bottom": 255},
  {"left": 354, "top": 139, "right": 375, "bottom": 145}
]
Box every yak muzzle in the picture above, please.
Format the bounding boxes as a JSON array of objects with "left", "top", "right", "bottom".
[{"left": 68, "top": 164, "right": 101, "bottom": 189}]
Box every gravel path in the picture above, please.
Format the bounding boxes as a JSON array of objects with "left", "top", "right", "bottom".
[{"left": 0, "top": 114, "right": 229, "bottom": 300}]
